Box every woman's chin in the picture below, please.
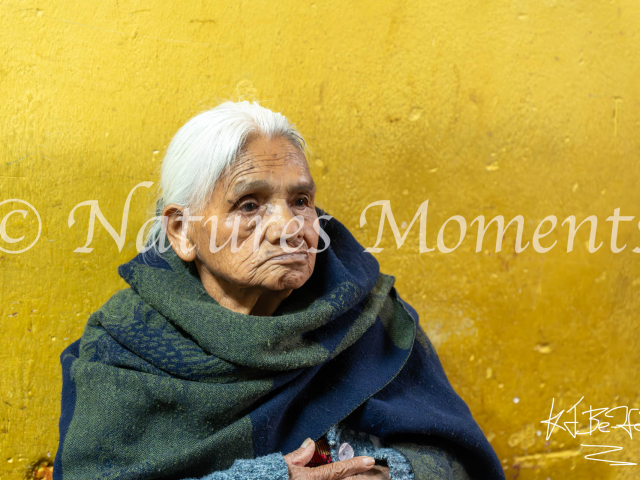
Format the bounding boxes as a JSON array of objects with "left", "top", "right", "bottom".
[{"left": 266, "top": 268, "right": 312, "bottom": 291}]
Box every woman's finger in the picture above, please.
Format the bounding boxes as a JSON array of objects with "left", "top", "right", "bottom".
[
  {"left": 283, "top": 438, "right": 316, "bottom": 467},
  {"left": 309, "top": 456, "right": 375, "bottom": 480},
  {"left": 339, "top": 465, "right": 391, "bottom": 479}
]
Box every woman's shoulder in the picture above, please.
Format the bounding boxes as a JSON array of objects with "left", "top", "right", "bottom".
[
  {"left": 76, "top": 288, "right": 146, "bottom": 358},
  {"left": 84, "top": 287, "right": 144, "bottom": 326}
]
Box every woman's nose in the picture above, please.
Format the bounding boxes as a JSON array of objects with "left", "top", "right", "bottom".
[{"left": 264, "top": 204, "right": 304, "bottom": 247}]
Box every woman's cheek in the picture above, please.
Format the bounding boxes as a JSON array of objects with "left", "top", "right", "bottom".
[
  {"left": 307, "top": 252, "right": 317, "bottom": 272},
  {"left": 304, "top": 224, "right": 320, "bottom": 248}
]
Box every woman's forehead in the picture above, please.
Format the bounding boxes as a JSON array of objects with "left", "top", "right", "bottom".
[
  {"left": 219, "top": 152, "right": 314, "bottom": 197},
  {"left": 234, "top": 148, "right": 308, "bottom": 171},
  {"left": 238, "top": 136, "right": 306, "bottom": 165}
]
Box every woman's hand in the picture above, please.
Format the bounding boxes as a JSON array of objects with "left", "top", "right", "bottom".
[
  {"left": 341, "top": 465, "right": 391, "bottom": 479},
  {"left": 284, "top": 438, "right": 376, "bottom": 480}
]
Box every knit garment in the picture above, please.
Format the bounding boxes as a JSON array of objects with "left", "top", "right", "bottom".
[
  {"left": 183, "top": 453, "right": 289, "bottom": 480},
  {"left": 189, "top": 424, "right": 413, "bottom": 480}
]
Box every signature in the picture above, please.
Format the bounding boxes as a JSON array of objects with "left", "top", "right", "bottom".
[{"left": 541, "top": 397, "right": 639, "bottom": 466}]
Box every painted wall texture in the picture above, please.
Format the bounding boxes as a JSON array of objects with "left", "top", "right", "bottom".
[{"left": 1, "top": 1, "right": 639, "bottom": 479}]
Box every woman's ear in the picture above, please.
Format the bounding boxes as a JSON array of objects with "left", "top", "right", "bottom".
[{"left": 162, "top": 204, "right": 197, "bottom": 262}]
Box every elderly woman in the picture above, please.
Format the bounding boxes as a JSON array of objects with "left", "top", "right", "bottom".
[{"left": 53, "top": 101, "right": 504, "bottom": 480}]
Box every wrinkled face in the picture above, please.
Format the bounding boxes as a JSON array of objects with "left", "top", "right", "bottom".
[{"left": 189, "top": 135, "right": 319, "bottom": 291}]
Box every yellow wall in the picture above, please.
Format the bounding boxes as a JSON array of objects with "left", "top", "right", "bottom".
[{"left": 2, "top": 1, "right": 640, "bottom": 478}]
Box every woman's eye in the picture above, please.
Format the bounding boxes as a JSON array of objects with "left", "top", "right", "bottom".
[{"left": 241, "top": 202, "right": 258, "bottom": 212}]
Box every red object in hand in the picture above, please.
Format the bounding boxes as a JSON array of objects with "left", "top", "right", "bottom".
[{"left": 304, "top": 436, "right": 333, "bottom": 467}]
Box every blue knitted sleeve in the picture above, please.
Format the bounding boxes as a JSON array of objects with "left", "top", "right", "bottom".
[
  {"left": 184, "top": 452, "right": 290, "bottom": 480},
  {"left": 185, "top": 424, "right": 414, "bottom": 480},
  {"left": 327, "top": 424, "right": 414, "bottom": 480}
]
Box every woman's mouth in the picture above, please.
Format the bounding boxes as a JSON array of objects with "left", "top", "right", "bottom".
[{"left": 267, "top": 251, "right": 309, "bottom": 263}]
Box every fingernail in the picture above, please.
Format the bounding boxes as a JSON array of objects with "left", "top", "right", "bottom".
[
  {"left": 364, "top": 457, "right": 375, "bottom": 466},
  {"left": 302, "top": 438, "right": 313, "bottom": 448}
]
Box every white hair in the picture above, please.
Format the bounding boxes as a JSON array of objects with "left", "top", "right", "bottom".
[{"left": 145, "top": 100, "right": 306, "bottom": 248}]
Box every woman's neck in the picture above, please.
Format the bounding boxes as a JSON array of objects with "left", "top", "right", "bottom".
[{"left": 195, "top": 261, "right": 293, "bottom": 316}]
